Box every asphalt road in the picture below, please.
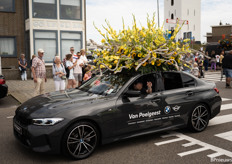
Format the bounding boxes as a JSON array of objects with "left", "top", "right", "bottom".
[{"left": 1, "top": 77, "right": 232, "bottom": 164}]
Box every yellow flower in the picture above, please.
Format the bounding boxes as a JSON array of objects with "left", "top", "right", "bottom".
[
  {"left": 138, "top": 53, "right": 142, "bottom": 57},
  {"left": 170, "top": 36, "right": 175, "bottom": 40},
  {"left": 152, "top": 53, "right": 157, "bottom": 58},
  {"left": 156, "top": 60, "right": 161, "bottom": 66},
  {"left": 142, "top": 62, "right": 147, "bottom": 67},
  {"left": 151, "top": 61, "right": 155, "bottom": 65},
  {"left": 114, "top": 60, "right": 118, "bottom": 64},
  {"left": 100, "top": 65, "right": 105, "bottom": 69},
  {"left": 101, "top": 39, "right": 106, "bottom": 43},
  {"left": 93, "top": 59, "right": 97, "bottom": 63}
]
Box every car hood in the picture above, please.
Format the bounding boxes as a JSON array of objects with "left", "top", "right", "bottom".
[{"left": 15, "top": 89, "right": 105, "bottom": 118}]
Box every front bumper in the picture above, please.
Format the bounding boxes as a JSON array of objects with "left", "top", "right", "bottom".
[{"left": 13, "top": 116, "right": 67, "bottom": 154}]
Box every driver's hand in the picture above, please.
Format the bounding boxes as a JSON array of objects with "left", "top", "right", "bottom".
[{"left": 147, "top": 82, "right": 152, "bottom": 88}]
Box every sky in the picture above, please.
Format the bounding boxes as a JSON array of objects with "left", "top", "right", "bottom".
[{"left": 86, "top": 0, "right": 232, "bottom": 44}]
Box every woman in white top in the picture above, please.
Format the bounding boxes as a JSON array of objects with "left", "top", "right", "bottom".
[
  {"left": 80, "top": 49, "right": 88, "bottom": 64},
  {"left": 52, "top": 56, "right": 66, "bottom": 92},
  {"left": 65, "top": 54, "right": 77, "bottom": 89}
]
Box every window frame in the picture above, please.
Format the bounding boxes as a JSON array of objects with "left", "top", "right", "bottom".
[
  {"left": 0, "top": 36, "right": 17, "bottom": 57},
  {"left": 60, "top": 31, "right": 83, "bottom": 59},
  {"left": 32, "top": 0, "right": 57, "bottom": 19},
  {"left": 33, "top": 30, "right": 58, "bottom": 63},
  {"left": 59, "top": 0, "right": 82, "bottom": 20},
  {"left": 0, "top": 0, "right": 15, "bottom": 13}
]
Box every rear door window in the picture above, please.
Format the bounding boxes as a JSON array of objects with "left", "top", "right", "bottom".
[
  {"left": 162, "top": 72, "right": 183, "bottom": 90},
  {"left": 181, "top": 73, "right": 196, "bottom": 87}
]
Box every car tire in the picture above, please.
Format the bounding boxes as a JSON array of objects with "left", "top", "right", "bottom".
[
  {"left": 188, "top": 104, "right": 210, "bottom": 132},
  {"left": 62, "top": 121, "right": 99, "bottom": 160}
]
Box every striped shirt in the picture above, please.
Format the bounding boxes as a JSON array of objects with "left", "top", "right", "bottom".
[{"left": 32, "top": 57, "right": 46, "bottom": 78}]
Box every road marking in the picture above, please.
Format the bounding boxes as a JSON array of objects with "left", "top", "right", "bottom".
[
  {"left": 222, "top": 98, "right": 232, "bottom": 102},
  {"left": 155, "top": 138, "right": 183, "bottom": 146},
  {"left": 7, "top": 116, "right": 14, "bottom": 119},
  {"left": 221, "top": 103, "right": 232, "bottom": 111},
  {"left": 215, "top": 131, "right": 232, "bottom": 142},
  {"left": 178, "top": 147, "right": 209, "bottom": 157},
  {"left": 209, "top": 114, "right": 232, "bottom": 126},
  {"left": 155, "top": 131, "right": 232, "bottom": 158}
]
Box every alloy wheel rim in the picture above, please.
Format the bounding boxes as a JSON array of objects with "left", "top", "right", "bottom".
[
  {"left": 67, "top": 125, "right": 97, "bottom": 158},
  {"left": 191, "top": 105, "right": 209, "bottom": 131}
]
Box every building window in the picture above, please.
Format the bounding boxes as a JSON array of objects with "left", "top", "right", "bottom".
[
  {"left": 194, "top": 24, "right": 195, "bottom": 31},
  {"left": 187, "top": 9, "right": 189, "bottom": 15},
  {"left": 61, "top": 31, "right": 82, "bottom": 59},
  {"left": 24, "top": 0, "right": 29, "bottom": 19},
  {"left": 171, "top": 14, "right": 174, "bottom": 19},
  {"left": 0, "top": 0, "right": 15, "bottom": 12},
  {"left": 60, "top": 0, "right": 82, "bottom": 20},
  {"left": 0, "top": 37, "right": 16, "bottom": 57},
  {"left": 171, "top": 0, "right": 174, "bottom": 6},
  {"left": 194, "top": 9, "right": 196, "bottom": 16},
  {"left": 33, "top": 0, "right": 57, "bottom": 19},
  {"left": 34, "top": 31, "right": 57, "bottom": 63}
]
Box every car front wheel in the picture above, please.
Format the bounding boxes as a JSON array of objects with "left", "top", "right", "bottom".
[
  {"left": 188, "top": 104, "right": 210, "bottom": 132},
  {"left": 62, "top": 121, "right": 99, "bottom": 160}
]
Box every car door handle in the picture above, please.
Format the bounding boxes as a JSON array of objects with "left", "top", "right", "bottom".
[
  {"left": 186, "top": 91, "right": 194, "bottom": 96},
  {"left": 151, "top": 99, "right": 161, "bottom": 103}
]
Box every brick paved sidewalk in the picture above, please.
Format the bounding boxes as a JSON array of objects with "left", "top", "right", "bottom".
[{"left": 7, "top": 79, "right": 55, "bottom": 103}]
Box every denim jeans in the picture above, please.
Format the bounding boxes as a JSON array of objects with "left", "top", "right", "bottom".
[{"left": 21, "top": 71, "right": 27, "bottom": 80}]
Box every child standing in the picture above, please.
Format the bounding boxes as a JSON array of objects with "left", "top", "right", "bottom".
[{"left": 191, "top": 62, "right": 199, "bottom": 77}]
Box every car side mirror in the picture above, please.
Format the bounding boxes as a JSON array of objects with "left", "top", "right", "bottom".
[{"left": 124, "top": 90, "right": 141, "bottom": 97}]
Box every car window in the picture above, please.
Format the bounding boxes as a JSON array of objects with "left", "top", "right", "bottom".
[
  {"left": 162, "top": 72, "right": 183, "bottom": 90},
  {"left": 128, "top": 74, "right": 156, "bottom": 93},
  {"left": 181, "top": 73, "right": 196, "bottom": 87}
]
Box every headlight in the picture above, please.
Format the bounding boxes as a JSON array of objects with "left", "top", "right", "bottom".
[{"left": 32, "top": 118, "right": 64, "bottom": 126}]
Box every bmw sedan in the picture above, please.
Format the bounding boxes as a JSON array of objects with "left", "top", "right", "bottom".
[{"left": 13, "top": 71, "right": 221, "bottom": 160}]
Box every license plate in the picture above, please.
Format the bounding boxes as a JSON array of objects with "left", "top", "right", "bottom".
[{"left": 14, "top": 122, "right": 22, "bottom": 135}]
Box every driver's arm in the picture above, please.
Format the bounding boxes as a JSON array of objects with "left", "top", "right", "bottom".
[{"left": 146, "top": 82, "right": 152, "bottom": 94}]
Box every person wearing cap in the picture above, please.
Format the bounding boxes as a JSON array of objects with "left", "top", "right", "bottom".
[
  {"left": 31, "top": 48, "right": 47, "bottom": 96},
  {"left": 18, "top": 53, "right": 27, "bottom": 80},
  {"left": 222, "top": 50, "right": 232, "bottom": 88}
]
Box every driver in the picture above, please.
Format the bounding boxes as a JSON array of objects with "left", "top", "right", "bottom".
[{"left": 133, "top": 81, "right": 152, "bottom": 94}]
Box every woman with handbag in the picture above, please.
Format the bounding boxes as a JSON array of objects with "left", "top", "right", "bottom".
[
  {"left": 53, "top": 56, "right": 66, "bottom": 92},
  {"left": 18, "top": 53, "right": 27, "bottom": 80}
]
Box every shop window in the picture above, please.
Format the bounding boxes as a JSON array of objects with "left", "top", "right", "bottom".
[
  {"left": 61, "top": 31, "right": 82, "bottom": 59},
  {"left": 33, "top": 0, "right": 57, "bottom": 19},
  {"left": 60, "top": 0, "right": 81, "bottom": 20},
  {"left": 34, "top": 31, "right": 57, "bottom": 63},
  {"left": 0, "top": 37, "right": 16, "bottom": 57},
  {"left": 0, "top": 0, "right": 15, "bottom": 12}
]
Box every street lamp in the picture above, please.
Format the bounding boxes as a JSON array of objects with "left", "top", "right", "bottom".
[{"left": 157, "top": 0, "right": 160, "bottom": 27}]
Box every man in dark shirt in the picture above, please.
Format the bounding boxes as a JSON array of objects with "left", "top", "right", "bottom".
[
  {"left": 222, "top": 50, "right": 232, "bottom": 88},
  {"left": 133, "top": 81, "right": 152, "bottom": 94}
]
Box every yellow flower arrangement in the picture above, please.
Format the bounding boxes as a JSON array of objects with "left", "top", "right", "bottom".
[{"left": 93, "top": 14, "right": 191, "bottom": 74}]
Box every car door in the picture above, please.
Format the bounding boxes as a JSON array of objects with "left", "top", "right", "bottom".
[
  {"left": 114, "top": 74, "right": 165, "bottom": 136},
  {"left": 161, "top": 72, "right": 197, "bottom": 127}
]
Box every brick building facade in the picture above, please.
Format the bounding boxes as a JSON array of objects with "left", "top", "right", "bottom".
[
  {"left": 0, "top": 0, "right": 25, "bottom": 69},
  {"left": 206, "top": 25, "right": 232, "bottom": 43}
]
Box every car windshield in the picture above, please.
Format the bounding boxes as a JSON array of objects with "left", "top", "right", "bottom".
[{"left": 78, "top": 73, "right": 131, "bottom": 95}]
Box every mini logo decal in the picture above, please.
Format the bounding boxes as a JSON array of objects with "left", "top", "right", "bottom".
[
  {"left": 164, "top": 106, "right": 171, "bottom": 114},
  {"left": 172, "top": 105, "right": 181, "bottom": 112}
]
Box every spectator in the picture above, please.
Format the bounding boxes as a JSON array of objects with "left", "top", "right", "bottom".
[
  {"left": 80, "top": 49, "right": 88, "bottom": 78},
  {"left": 31, "top": 49, "right": 47, "bottom": 96},
  {"left": 83, "top": 65, "right": 92, "bottom": 82},
  {"left": 183, "top": 53, "right": 194, "bottom": 73},
  {"left": 203, "top": 51, "right": 210, "bottom": 71},
  {"left": 30, "top": 54, "right": 36, "bottom": 80},
  {"left": 222, "top": 50, "right": 232, "bottom": 88},
  {"left": 191, "top": 62, "right": 199, "bottom": 77},
  {"left": 18, "top": 53, "right": 27, "bottom": 81},
  {"left": 73, "top": 52, "right": 84, "bottom": 87},
  {"left": 215, "top": 53, "right": 220, "bottom": 69},
  {"left": 219, "top": 51, "right": 225, "bottom": 69},
  {"left": 53, "top": 56, "right": 66, "bottom": 92},
  {"left": 66, "top": 54, "right": 77, "bottom": 89},
  {"left": 210, "top": 50, "right": 216, "bottom": 71}
]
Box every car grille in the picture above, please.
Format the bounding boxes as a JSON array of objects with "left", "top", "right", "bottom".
[{"left": 15, "top": 115, "right": 31, "bottom": 126}]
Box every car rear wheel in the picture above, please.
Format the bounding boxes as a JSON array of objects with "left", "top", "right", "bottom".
[
  {"left": 188, "top": 104, "right": 210, "bottom": 132},
  {"left": 62, "top": 121, "right": 99, "bottom": 160}
]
